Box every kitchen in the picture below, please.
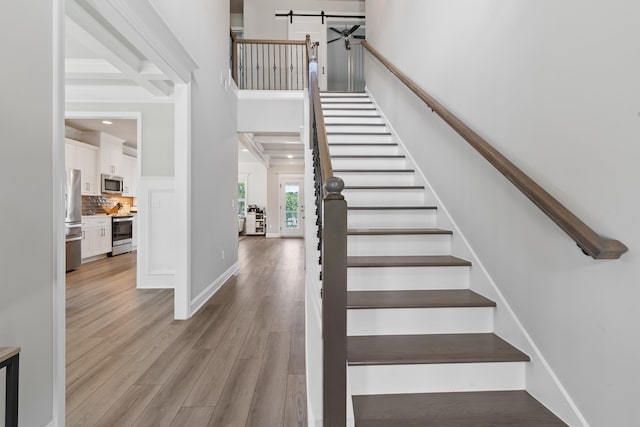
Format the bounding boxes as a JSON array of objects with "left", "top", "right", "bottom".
[{"left": 64, "top": 118, "right": 139, "bottom": 270}]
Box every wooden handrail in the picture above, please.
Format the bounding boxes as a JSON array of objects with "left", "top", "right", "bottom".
[
  {"left": 230, "top": 33, "right": 309, "bottom": 90},
  {"left": 362, "top": 41, "right": 628, "bottom": 260},
  {"left": 310, "top": 74, "right": 335, "bottom": 191},
  {"left": 308, "top": 38, "right": 348, "bottom": 426},
  {"left": 235, "top": 38, "right": 307, "bottom": 45}
]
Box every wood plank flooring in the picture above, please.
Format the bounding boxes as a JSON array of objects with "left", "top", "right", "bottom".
[{"left": 66, "top": 237, "right": 307, "bottom": 427}]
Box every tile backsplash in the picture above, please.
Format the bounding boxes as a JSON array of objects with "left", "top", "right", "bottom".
[{"left": 82, "top": 195, "right": 135, "bottom": 215}]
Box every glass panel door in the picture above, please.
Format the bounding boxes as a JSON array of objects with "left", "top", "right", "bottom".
[{"left": 280, "top": 177, "right": 304, "bottom": 237}]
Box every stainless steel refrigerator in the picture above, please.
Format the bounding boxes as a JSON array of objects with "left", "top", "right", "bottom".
[{"left": 65, "top": 169, "right": 82, "bottom": 271}]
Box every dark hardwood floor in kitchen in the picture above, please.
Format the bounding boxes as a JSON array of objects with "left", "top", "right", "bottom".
[{"left": 66, "top": 237, "right": 307, "bottom": 427}]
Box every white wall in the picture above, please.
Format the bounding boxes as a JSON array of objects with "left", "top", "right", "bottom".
[
  {"left": 365, "top": 1, "right": 640, "bottom": 426},
  {"left": 66, "top": 102, "right": 175, "bottom": 176},
  {"left": 239, "top": 161, "right": 268, "bottom": 209},
  {"left": 266, "top": 164, "right": 305, "bottom": 236},
  {"left": 150, "top": 0, "right": 239, "bottom": 301},
  {"left": 244, "top": 0, "right": 364, "bottom": 39},
  {"left": 237, "top": 92, "right": 304, "bottom": 133},
  {"left": 0, "top": 1, "right": 61, "bottom": 426}
]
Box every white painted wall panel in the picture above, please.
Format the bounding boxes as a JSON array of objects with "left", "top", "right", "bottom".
[{"left": 366, "top": 1, "right": 640, "bottom": 425}]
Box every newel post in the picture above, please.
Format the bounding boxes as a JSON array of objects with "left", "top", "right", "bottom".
[{"left": 322, "top": 176, "right": 347, "bottom": 426}]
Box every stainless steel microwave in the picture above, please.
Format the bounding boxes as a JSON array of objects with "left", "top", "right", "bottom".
[{"left": 101, "top": 174, "right": 124, "bottom": 194}]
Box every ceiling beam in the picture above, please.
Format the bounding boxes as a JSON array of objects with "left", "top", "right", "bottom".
[
  {"left": 239, "top": 134, "right": 270, "bottom": 168},
  {"left": 84, "top": 0, "right": 198, "bottom": 84},
  {"left": 65, "top": 5, "right": 173, "bottom": 97}
]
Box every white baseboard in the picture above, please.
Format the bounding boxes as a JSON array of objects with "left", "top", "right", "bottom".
[
  {"left": 266, "top": 233, "right": 281, "bottom": 238},
  {"left": 46, "top": 421, "right": 57, "bottom": 427},
  {"left": 190, "top": 261, "right": 239, "bottom": 315}
]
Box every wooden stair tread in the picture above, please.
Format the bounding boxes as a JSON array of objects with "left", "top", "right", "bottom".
[
  {"left": 328, "top": 132, "right": 392, "bottom": 136},
  {"left": 329, "top": 143, "right": 397, "bottom": 146},
  {"left": 347, "top": 333, "right": 530, "bottom": 366},
  {"left": 348, "top": 255, "right": 470, "bottom": 267},
  {"left": 323, "top": 107, "right": 378, "bottom": 110},
  {"left": 353, "top": 391, "right": 568, "bottom": 426},
  {"left": 347, "top": 206, "right": 436, "bottom": 211},
  {"left": 348, "top": 228, "right": 450, "bottom": 235},
  {"left": 323, "top": 115, "right": 382, "bottom": 118},
  {"left": 335, "top": 169, "right": 414, "bottom": 173},
  {"left": 332, "top": 155, "right": 405, "bottom": 159},
  {"left": 325, "top": 123, "right": 386, "bottom": 126},
  {"left": 344, "top": 186, "right": 423, "bottom": 190},
  {"left": 348, "top": 289, "right": 495, "bottom": 309}
]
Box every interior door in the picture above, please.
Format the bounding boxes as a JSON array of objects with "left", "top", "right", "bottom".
[
  {"left": 280, "top": 176, "right": 305, "bottom": 237},
  {"left": 288, "top": 17, "right": 327, "bottom": 90}
]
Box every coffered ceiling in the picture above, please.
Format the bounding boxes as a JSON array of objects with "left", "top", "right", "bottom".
[{"left": 238, "top": 132, "right": 304, "bottom": 166}]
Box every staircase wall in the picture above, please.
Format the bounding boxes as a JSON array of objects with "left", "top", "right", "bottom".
[{"left": 365, "top": 1, "right": 640, "bottom": 426}]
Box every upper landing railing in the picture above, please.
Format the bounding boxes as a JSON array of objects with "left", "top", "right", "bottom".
[
  {"left": 362, "top": 41, "right": 628, "bottom": 260},
  {"left": 231, "top": 31, "right": 309, "bottom": 90}
]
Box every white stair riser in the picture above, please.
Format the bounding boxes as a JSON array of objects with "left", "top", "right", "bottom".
[
  {"left": 321, "top": 109, "right": 380, "bottom": 116},
  {"left": 329, "top": 145, "right": 399, "bottom": 156},
  {"left": 326, "top": 125, "right": 389, "bottom": 133},
  {"left": 347, "top": 307, "right": 494, "bottom": 336},
  {"left": 349, "top": 362, "right": 526, "bottom": 395},
  {"left": 327, "top": 135, "right": 393, "bottom": 144},
  {"left": 348, "top": 209, "right": 437, "bottom": 229},
  {"left": 336, "top": 172, "right": 415, "bottom": 186},
  {"left": 332, "top": 158, "right": 407, "bottom": 169},
  {"left": 321, "top": 96, "right": 371, "bottom": 102},
  {"left": 348, "top": 234, "right": 451, "bottom": 256},
  {"left": 343, "top": 189, "right": 426, "bottom": 206},
  {"left": 347, "top": 266, "right": 470, "bottom": 291},
  {"left": 322, "top": 103, "right": 375, "bottom": 109},
  {"left": 324, "top": 116, "right": 383, "bottom": 125},
  {"left": 321, "top": 92, "right": 368, "bottom": 97}
]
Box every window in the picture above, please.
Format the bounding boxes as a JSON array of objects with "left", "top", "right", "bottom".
[{"left": 238, "top": 181, "right": 247, "bottom": 216}]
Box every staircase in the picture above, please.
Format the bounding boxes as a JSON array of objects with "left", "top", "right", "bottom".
[{"left": 321, "top": 92, "right": 568, "bottom": 426}]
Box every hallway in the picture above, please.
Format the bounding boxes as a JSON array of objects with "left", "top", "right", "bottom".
[{"left": 66, "top": 237, "right": 307, "bottom": 426}]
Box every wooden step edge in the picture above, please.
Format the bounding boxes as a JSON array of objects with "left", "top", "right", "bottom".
[
  {"left": 328, "top": 143, "right": 398, "bottom": 147},
  {"left": 347, "top": 333, "right": 531, "bottom": 366},
  {"left": 347, "top": 289, "right": 496, "bottom": 309},
  {"left": 332, "top": 155, "right": 406, "bottom": 159},
  {"left": 347, "top": 206, "right": 436, "bottom": 211},
  {"left": 325, "top": 123, "right": 386, "bottom": 126},
  {"left": 352, "top": 391, "right": 568, "bottom": 426},
  {"left": 343, "top": 185, "right": 424, "bottom": 190},
  {"left": 347, "top": 228, "right": 451, "bottom": 235},
  {"left": 327, "top": 132, "right": 392, "bottom": 136},
  {"left": 347, "top": 255, "right": 471, "bottom": 268},
  {"left": 323, "top": 115, "right": 382, "bottom": 118},
  {"left": 335, "top": 169, "right": 414, "bottom": 173},
  {"left": 322, "top": 107, "right": 378, "bottom": 110}
]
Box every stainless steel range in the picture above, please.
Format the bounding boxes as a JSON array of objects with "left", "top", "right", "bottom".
[{"left": 111, "top": 215, "right": 134, "bottom": 256}]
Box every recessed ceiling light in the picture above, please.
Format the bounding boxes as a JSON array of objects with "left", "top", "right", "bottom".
[
  {"left": 287, "top": 154, "right": 293, "bottom": 159},
  {"left": 242, "top": 148, "right": 249, "bottom": 152},
  {"left": 102, "top": 120, "right": 113, "bottom": 125}
]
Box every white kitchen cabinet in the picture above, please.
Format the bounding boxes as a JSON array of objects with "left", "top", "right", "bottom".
[
  {"left": 81, "top": 216, "right": 112, "bottom": 260},
  {"left": 122, "top": 154, "right": 138, "bottom": 197},
  {"left": 65, "top": 138, "right": 99, "bottom": 195},
  {"left": 100, "top": 139, "right": 124, "bottom": 176}
]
